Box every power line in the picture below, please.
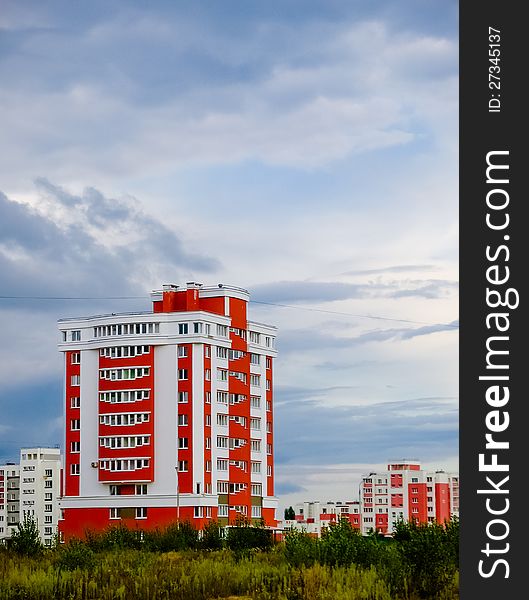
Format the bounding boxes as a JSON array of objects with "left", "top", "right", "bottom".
[{"left": 0, "top": 295, "right": 459, "bottom": 328}]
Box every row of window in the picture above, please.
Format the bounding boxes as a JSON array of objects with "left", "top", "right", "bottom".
[
  {"left": 94, "top": 323, "right": 160, "bottom": 337},
  {"left": 216, "top": 482, "right": 262, "bottom": 496},
  {"left": 99, "top": 458, "right": 150, "bottom": 472},
  {"left": 100, "top": 367, "right": 150, "bottom": 381},
  {"left": 99, "top": 435, "right": 151, "bottom": 449},
  {"left": 100, "top": 346, "right": 151, "bottom": 358},
  {"left": 99, "top": 412, "right": 150, "bottom": 426},
  {"left": 99, "top": 389, "right": 150, "bottom": 403}
]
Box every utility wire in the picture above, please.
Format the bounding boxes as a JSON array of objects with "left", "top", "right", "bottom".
[{"left": 0, "top": 295, "right": 459, "bottom": 328}]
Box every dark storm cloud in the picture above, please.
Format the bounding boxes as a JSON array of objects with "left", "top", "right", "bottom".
[
  {"left": 274, "top": 394, "right": 458, "bottom": 466},
  {"left": 0, "top": 183, "right": 219, "bottom": 305}
]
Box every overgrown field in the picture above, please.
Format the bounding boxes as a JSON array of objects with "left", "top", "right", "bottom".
[{"left": 0, "top": 519, "right": 459, "bottom": 600}]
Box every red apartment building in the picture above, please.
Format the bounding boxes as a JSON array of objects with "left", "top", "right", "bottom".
[{"left": 58, "top": 283, "right": 278, "bottom": 540}]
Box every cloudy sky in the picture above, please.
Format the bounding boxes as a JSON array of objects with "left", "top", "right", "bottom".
[{"left": 0, "top": 0, "right": 458, "bottom": 512}]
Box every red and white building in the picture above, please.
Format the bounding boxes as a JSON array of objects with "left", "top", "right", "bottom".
[
  {"left": 57, "top": 283, "right": 278, "bottom": 540},
  {"left": 359, "top": 461, "right": 459, "bottom": 535},
  {"left": 284, "top": 461, "right": 459, "bottom": 538}
]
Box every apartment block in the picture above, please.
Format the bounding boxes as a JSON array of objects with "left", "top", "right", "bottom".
[
  {"left": 58, "top": 283, "right": 278, "bottom": 540},
  {"left": 0, "top": 448, "right": 61, "bottom": 546},
  {"left": 284, "top": 462, "right": 459, "bottom": 538},
  {"left": 359, "top": 461, "right": 459, "bottom": 535}
]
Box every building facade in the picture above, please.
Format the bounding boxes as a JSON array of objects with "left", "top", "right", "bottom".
[
  {"left": 0, "top": 448, "right": 61, "bottom": 546},
  {"left": 285, "top": 500, "right": 361, "bottom": 536},
  {"left": 284, "top": 462, "right": 459, "bottom": 538},
  {"left": 359, "top": 461, "right": 459, "bottom": 535},
  {"left": 58, "top": 283, "right": 278, "bottom": 540}
]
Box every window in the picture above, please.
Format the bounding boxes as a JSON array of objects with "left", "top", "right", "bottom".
[
  {"left": 178, "top": 438, "right": 188, "bottom": 449},
  {"left": 217, "top": 413, "right": 228, "bottom": 426},
  {"left": 250, "top": 418, "right": 261, "bottom": 430},
  {"left": 205, "top": 323, "right": 211, "bottom": 335},
  {"left": 218, "top": 504, "right": 228, "bottom": 517},
  {"left": 71, "top": 353, "right": 80, "bottom": 364},
  {"left": 250, "top": 396, "right": 261, "bottom": 409},
  {"left": 204, "top": 391, "right": 211, "bottom": 403},
  {"left": 217, "top": 325, "right": 228, "bottom": 337},
  {"left": 266, "top": 421, "right": 272, "bottom": 433},
  {"left": 217, "top": 436, "right": 228, "bottom": 449},
  {"left": 110, "top": 508, "right": 121, "bottom": 520},
  {"left": 45, "top": 515, "right": 52, "bottom": 523},
  {"left": 45, "top": 526, "right": 53, "bottom": 535},
  {"left": 251, "top": 506, "right": 262, "bottom": 518},
  {"left": 178, "top": 391, "right": 189, "bottom": 403},
  {"left": 45, "top": 469, "right": 53, "bottom": 477},
  {"left": 217, "top": 391, "right": 228, "bottom": 404},
  {"left": 71, "top": 375, "right": 80, "bottom": 386},
  {"left": 70, "top": 464, "right": 80, "bottom": 475},
  {"left": 136, "top": 507, "right": 147, "bottom": 519},
  {"left": 45, "top": 480, "right": 52, "bottom": 489},
  {"left": 266, "top": 379, "right": 271, "bottom": 391},
  {"left": 70, "top": 397, "right": 80, "bottom": 408},
  {"left": 178, "top": 369, "right": 188, "bottom": 380},
  {"left": 251, "top": 461, "right": 261, "bottom": 474},
  {"left": 216, "top": 347, "right": 228, "bottom": 359},
  {"left": 217, "top": 459, "right": 228, "bottom": 471},
  {"left": 266, "top": 401, "right": 272, "bottom": 412},
  {"left": 267, "top": 465, "right": 272, "bottom": 477},
  {"left": 204, "top": 345, "right": 210, "bottom": 358},
  {"left": 45, "top": 493, "right": 52, "bottom": 501},
  {"left": 250, "top": 374, "right": 260, "bottom": 386},
  {"left": 217, "top": 481, "right": 229, "bottom": 494},
  {"left": 193, "top": 322, "right": 202, "bottom": 334},
  {"left": 217, "top": 368, "right": 228, "bottom": 381},
  {"left": 71, "top": 330, "right": 81, "bottom": 342},
  {"left": 178, "top": 414, "right": 188, "bottom": 426},
  {"left": 178, "top": 346, "right": 188, "bottom": 357},
  {"left": 205, "top": 460, "right": 211, "bottom": 472},
  {"left": 266, "top": 357, "right": 272, "bottom": 369},
  {"left": 229, "top": 370, "right": 246, "bottom": 383},
  {"left": 250, "top": 353, "right": 260, "bottom": 365},
  {"left": 136, "top": 484, "right": 148, "bottom": 495},
  {"left": 249, "top": 331, "right": 260, "bottom": 344},
  {"left": 178, "top": 460, "right": 188, "bottom": 472},
  {"left": 178, "top": 323, "right": 189, "bottom": 335},
  {"left": 411, "top": 478, "right": 419, "bottom": 483},
  {"left": 250, "top": 439, "right": 261, "bottom": 452},
  {"left": 71, "top": 419, "right": 80, "bottom": 431},
  {"left": 251, "top": 483, "right": 262, "bottom": 496},
  {"left": 44, "top": 504, "right": 53, "bottom": 513},
  {"left": 205, "top": 414, "right": 211, "bottom": 426},
  {"left": 205, "top": 369, "right": 211, "bottom": 381},
  {"left": 265, "top": 337, "right": 272, "bottom": 348},
  {"left": 194, "top": 506, "right": 203, "bottom": 518},
  {"left": 267, "top": 443, "right": 272, "bottom": 455}
]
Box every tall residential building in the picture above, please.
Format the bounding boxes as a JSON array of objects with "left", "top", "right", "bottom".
[
  {"left": 58, "top": 283, "right": 278, "bottom": 540},
  {"left": 359, "top": 461, "right": 459, "bottom": 535},
  {"left": 0, "top": 448, "right": 61, "bottom": 546}
]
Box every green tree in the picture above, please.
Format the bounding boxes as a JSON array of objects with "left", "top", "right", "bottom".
[
  {"left": 284, "top": 506, "right": 295, "bottom": 520},
  {"left": 9, "top": 515, "right": 43, "bottom": 556}
]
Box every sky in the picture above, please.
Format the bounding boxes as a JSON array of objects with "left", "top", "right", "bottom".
[{"left": 0, "top": 0, "right": 458, "bottom": 513}]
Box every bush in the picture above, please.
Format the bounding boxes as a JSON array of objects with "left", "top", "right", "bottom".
[
  {"left": 394, "top": 518, "right": 459, "bottom": 598},
  {"left": 9, "top": 515, "right": 43, "bottom": 556},
  {"left": 200, "top": 521, "right": 223, "bottom": 550},
  {"left": 55, "top": 538, "right": 95, "bottom": 571},
  {"left": 283, "top": 528, "right": 320, "bottom": 567},
  {"left": 225, "top": 518, "right": 274, "bottom": 553}
]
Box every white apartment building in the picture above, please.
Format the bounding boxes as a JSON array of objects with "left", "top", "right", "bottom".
[{"left": 0, "top": 448, "right": 62, "bottom": 546}]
